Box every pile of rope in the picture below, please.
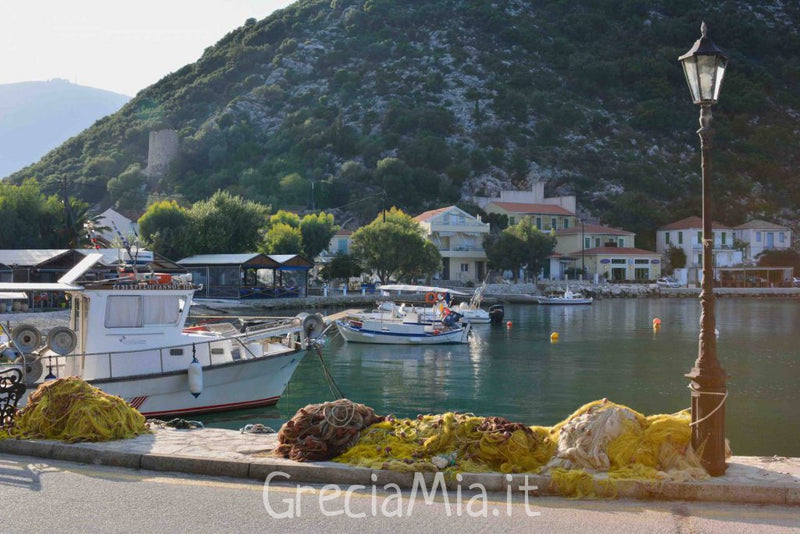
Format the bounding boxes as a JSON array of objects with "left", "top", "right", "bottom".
[
  {"left": 275, "top": 399, "right": 383, "bottom": 461},
  {"left": 328, "top": 399, "right": 713, "bottom": 496},
  {"left": 5, "top": 377, "right": 147, "bottom": 443}
]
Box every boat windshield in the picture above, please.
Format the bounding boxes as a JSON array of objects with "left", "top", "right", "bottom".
[{"left": 104, "top": 295, "right": 183, "bottom": 327}]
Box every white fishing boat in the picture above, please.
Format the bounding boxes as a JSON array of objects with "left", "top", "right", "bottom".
[
  {"left": 0, "top": 254, "right": 320, "bottom": 417},
  {"left": 335, "top": 311, "right": 471, "bottom": 345},
  {"left": 536, "top": 287, "right": 593, "bottom": 305},
  {"left": 452, "top": 282, "right": 491, "bottom": 324},
  {"left": 335, "top": 284, "right": 471, "bottom": 344}
]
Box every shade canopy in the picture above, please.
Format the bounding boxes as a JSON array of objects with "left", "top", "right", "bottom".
[{"left": 678, "top": 22, "right": 727, "bottom": 105}]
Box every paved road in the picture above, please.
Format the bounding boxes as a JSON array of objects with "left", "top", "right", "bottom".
[{"left": 2, "top": 453, "right": 798, "bottom": 533}]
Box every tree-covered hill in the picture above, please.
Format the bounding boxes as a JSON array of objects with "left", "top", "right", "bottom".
[{"left": 8, "top": 0, "right": 800, "bottom": 248}]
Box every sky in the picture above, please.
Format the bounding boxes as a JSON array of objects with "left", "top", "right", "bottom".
[{"left": 0, "top": 0, "right": 295, "bottom": 97}]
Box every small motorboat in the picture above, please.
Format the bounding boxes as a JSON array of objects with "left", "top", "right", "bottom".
[{"left": 536, "top": 287, "right": 593, "bottom": 305}]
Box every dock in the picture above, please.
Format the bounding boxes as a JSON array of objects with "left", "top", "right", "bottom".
[{"left": 321, "top": 308, "right": 364, "bottom": 324}]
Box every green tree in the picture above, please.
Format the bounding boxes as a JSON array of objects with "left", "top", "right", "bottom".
[
  {"left": 261, "top": 222, "right": 303, "bottom": 254},
  {"left": 0, "top": 179, "right": 62, "bottom": 248},
  {"left": 184, "top": 190, "right": 269, "bottom": 254},
  {"left": 299, "top": 212, "right": 338, "bottom": 260},
  {"left": 322, "top": 253, "right": 364, "bottom": 283},
  {"left": 107, "top": 164, "right": 147, "bottom": 211},
  {"left": 351, "top": 207, "right": 440, "bottom": 283},
  {"left": 506, "top": 217, "right": 556, "bottom": 279},
  {"left": 483, "top": 232, "right": 527, "bottom": 281},
  {"left": 138, "top": 200, "right": 190, "bottom": 260},
  {"left": 269, "top": 209, "right": 301, "bottom": 228},
  {"left": 666, "top": 244, "right": 687, "bottom": 272}
]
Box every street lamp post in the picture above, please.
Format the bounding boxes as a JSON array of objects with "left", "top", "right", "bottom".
[
  {"left": 581, "top": 218, "right": 586, "bottom": 279},
  {"left": 678, "top": 22, "right": 729, "bottom": 476}
]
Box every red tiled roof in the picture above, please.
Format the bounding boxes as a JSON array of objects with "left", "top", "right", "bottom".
[
  {"left": 568, "top": 247, "right": 659, "bottom": 256},
  {"left": 659, "top": 216, "right": 729, "bottom": 231},
  {"left": 334, "top": 229, "right": 353, "bottom": 236},
  {"left": 556, "top": 223, "right": 633, "bottom": 236},
  {"left": 414, "top": 206, "right": 453, "bottom": 222},
  {"left": 733, "top": 219, "right": 788, "bottom": 230},
  {"left": 487, "top": 201, "right": 574, "bottom": 216}
]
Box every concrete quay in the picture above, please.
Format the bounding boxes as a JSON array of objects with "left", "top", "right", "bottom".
[{"left": 1, "top": 427, "right": 798, "bottom": 505}]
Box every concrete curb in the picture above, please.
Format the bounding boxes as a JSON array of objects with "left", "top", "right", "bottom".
[{"left": 2, "top": 436, "right": 798, "bottom": 505}]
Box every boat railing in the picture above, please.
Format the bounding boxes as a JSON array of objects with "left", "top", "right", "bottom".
[{"left": 0, "top": 325, "right": 301, "bottom": 384}]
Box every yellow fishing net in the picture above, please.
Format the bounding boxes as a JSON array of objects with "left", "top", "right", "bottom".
[
  {"left": 333, "top": 399, "right": 711, "bottom": 496},
  {"left": 3, "top": 377, "right": 148, "bottom": 443}
]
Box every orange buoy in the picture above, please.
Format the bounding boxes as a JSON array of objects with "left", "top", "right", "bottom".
[
  {"left": 550, "top": 332, "right": 559, "bottom": 342},
  {"left": 425, "top": 292, "right": 436, "bottom": 304},
  {"left": 506, "top": 321, "right": 513, "bottom": 328},
  {"left": 652, "top": 317, "right": 662, "bottom": 326}
]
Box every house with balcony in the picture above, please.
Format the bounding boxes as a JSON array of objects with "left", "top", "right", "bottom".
[
  {"left": 480, "top": 179, "right": 578, "bottom": 231},
  {"left": 550, "top": 223, "right": 658, "bottom": 280},
  {"left": 317, "top": 229, "right": 353, "bottom": 263},
  {"left": 656, "top": 216, "right": 742, "bottom": 284},
  {"left": 414, "top": 206, "right": 490, "bottom": 284},
  {"left": 732, "top": 220, "right": 792, "bottom": 260}
]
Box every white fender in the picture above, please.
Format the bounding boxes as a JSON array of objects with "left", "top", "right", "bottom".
[{"left": 188, "top": 356, "right": 203, "bottom": 398}]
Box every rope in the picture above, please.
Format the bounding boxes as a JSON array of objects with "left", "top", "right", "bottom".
[
  {"left": 313, "top": 342, "right": 344, "bottom": 399},
  {"left": 687, "top": 384, "right": 728, "bottom": 427}
]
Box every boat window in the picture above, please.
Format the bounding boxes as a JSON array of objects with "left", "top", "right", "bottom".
[
  {"left": 143, "top": 295, "right": 181, "bottom": 325},
  {"left": 105, "top": 296, "right": 143, "bottom": 327},
  {"left": 104, "top": 295, "right": 181, "bottom": 328}
]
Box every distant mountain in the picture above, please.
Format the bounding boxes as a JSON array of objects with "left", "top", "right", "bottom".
[
  {"left": 0, "top": 79, "right": 129, "bottom": 178},
  {"left": 6, "top": 1, "right": 800, "bottom": 248}
]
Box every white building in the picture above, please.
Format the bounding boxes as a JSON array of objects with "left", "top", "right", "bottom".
[
  {"left": 656, "top": 216, "right": 742, "bottom": 284},
  {"left": 732, "top": 220, "right": 792, "bottom": 260},
  {"left": 414, "top": 206, "right": 490, "bottom": 284}
]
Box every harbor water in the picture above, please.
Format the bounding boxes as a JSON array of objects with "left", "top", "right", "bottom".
[{"left": 199, "top": 298, "right": 800, "bottom": 457}]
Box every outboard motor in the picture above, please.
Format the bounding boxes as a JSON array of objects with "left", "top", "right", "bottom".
[{"left": 489, "top": 304, "right": 505, "bottom": 325}]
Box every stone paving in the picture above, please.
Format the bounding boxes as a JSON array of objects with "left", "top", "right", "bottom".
[{"left": 1, "top": 427, "right": 798, "bottom": 505}]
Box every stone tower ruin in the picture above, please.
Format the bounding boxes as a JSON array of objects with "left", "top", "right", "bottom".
[{"left": 144, "top": 129, "right": 179, "bottom": 178}]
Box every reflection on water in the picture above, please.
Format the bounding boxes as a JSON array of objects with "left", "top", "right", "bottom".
[{"left": 198, "top": 298, "right": 800, "bottom": 457}]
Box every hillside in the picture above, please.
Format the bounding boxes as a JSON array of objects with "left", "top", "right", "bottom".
[
  {"left": 7, "top": 0, "right": 800, "bottom": 248},
  {"left": 0, "top": 80, "right": 129, "bottom": 178}
]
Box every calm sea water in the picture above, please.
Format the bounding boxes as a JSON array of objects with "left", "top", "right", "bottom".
[{"left": 198, "top": 298, "right": 800, "bottom": 457}]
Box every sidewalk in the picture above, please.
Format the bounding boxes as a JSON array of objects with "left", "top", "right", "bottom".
[{"left": 1, "top": 427, "right": 798, "bottom": 504}]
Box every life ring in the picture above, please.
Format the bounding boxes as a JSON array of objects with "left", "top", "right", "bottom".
[
  {"left": 436, "top": 292, "right": 445, "bottom": 301},
  {"left": 425, "top": 292, "right": 437, "bottom": 304}
]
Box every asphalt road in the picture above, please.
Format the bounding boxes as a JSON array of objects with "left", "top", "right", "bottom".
[{"left": 2, "top": 453, "right": 798, "bottom": 533}]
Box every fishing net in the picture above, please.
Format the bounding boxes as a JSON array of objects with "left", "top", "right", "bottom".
[
  {"left": 5, "top": 377, "right": 148, "bottom": 443},
  {"left": 275, "top": 399, "right": 384, "bottom": 461},
  {"left": 335, "top": 412, "right": 554, "bottom": 474},
  {"left": 328, "top": 398, "right": 713, "bottom": 496}
]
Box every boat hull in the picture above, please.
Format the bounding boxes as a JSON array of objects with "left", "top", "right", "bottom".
[
  {"left": 20, "top": 350, "right": 304, "bottom": 417},
  {"left": 536, "top": 297, "right": 593, "bottom": 305},
  {"left": 336, "top": 320, "right": 470, "bottom": 345}
]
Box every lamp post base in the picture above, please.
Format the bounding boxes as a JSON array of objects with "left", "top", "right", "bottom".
[{"left": 686, "top": 367, "right": 728, "bottom": 476}]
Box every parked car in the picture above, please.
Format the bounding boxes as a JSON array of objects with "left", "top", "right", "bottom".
[{"left": 656, "top": 277, "right": 681, "bottom": 288}]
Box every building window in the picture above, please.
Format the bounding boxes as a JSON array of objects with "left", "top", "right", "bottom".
[
  {"left": 460, "top": 263, "right": 469, "bottom": 272},
  {"left": 509, "top": 217, "right": 515, "bottom": 225},
  {"left": 634, "top": 259, "right": 649, "bottom": 265},
  {"left": 618, "top": 238, "right": 624, "bottom": 247},
  {"left": 721, "top": 232, "right": 726, "bottom": 245},
  {"left": 458, "top": 214, "right": 465, "bottom": 224},
  {"left": 551, "top": 218, "right": 557, "bottom": 229},
  {"left": 678, "top": 231, "right": 683, "bottom": 244},
  {"left": 611, "top": 259, "right": 626, "bottom": 264},
  {"left": 584, "top": 237, "right": 590, "bottom": 249},
  {"left": 779, "top": 232, "right": 785, "bottom": 243},
  {"left": 595, "top": 238, "right": 601, "bottom": 247},
  {"left": 536, "top": 217, "right": 542, "bottom": 229},
  {"left": 697, "top": 231, "right": 702, "bottom": 244},
  {"left": 665, "top": 232, "right": 670, "bottom": 244},
  {"left": 564, "top": 219, "right": 569, "bottom": 229},
  {"left": 337, "top": 239, "right": 348, "bottom": 253},
  {"left": 756, "top": 231, "right": 761, "bottom": 242}
]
